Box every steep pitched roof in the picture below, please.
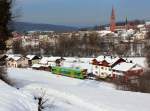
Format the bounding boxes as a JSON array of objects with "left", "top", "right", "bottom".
[
  {"left": 26, "top": 55, "right": 40, "bottom": 60},
  {"left": 112, "top": 62, "right": 142, "bottom": 72},
  {"left": 96, "top": 56, "right": 125, "bottom": 67},
  {"left": 7, "top": 54, "right": 22, "bottom": 61},
  {"left": 39, "top": 57, "right": 60, "bottom": 64}
]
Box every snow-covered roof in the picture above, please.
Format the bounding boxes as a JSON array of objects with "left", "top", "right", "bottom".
[
  {"left": 39, "top": 57, "right": 60, "bottom": 64},
  {"left": 64, "top": 57, "right": 78, "bottom": 63},
  {"left": 124, "top": 57, "right": 146, "bottom": 68},
  {"left": 11, "top": 57, "right": 21, "bottom": 61},
  {"left": 137, "top": 24, "right": 145, "bottom": 28},
  {"left": 79, "top": 58, "right": 94, "bottom": 63},
  {"left": 97, "top": 30, "right": 112, "bottom": 34},
  {"left": 26, "top": 55, "right": 37, "bottom": 60},
  {"left": 112, "top": 62, "right": 141, "bottom": 72},
  {"left": 39, "top": 57, "right": 49, "bottom": 64},
  {"left": 6, "top": 54, "right": 22, "bottom": 61},
  {"left": 146, "top": 21, "right": 150, "bottom": 25},
  {"left": 32, "top": 64, "right": 42, "bottom": 68},
  {"left": 96, "top": 56, "right": 122, "bottom": 66},
  {"left": 32, "top": 64, "right": 50, "bottom": 68},
  {"left": 97, "top": 30, "right": 115, "bottom": 36}
]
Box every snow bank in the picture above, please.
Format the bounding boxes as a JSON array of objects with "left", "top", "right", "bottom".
[{"left": 0, "top": 80, "right": 37, "bottom": 111}]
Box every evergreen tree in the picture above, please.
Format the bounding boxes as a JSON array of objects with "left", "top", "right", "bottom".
[
  {"left": 0, "top": 0, "right": 13, "bottom": 84},
  {"left": 0, "top": 0, "right": 12, "bottom": 51}
]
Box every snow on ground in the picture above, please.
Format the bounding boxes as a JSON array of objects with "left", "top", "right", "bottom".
[
  {"left": 0, "top": 80, "right": 37, "bottom": 111},
  {"left": 7, "top": 68, "right": 150, "bottom": 111}
]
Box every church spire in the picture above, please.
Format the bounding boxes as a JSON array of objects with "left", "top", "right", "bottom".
[
  {"left": 110, "top": 6, "right": 116, "bottom": 32},
  {"left": 125, "top": 16, "right": 128, "bottom": 30}
]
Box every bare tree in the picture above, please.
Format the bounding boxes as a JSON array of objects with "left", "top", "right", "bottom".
[{"left": 34, "top": 88, "right": 55, "bottom": 111}]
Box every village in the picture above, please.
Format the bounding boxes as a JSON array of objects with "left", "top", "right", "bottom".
[
  {"left": 9, "top": 20, "right": 149, "bottom": 57},
  {"left": 3, "top": 8, "right": 150, "bottom": 85},
  {"left": 1, "top": 1, "right": 150, "bottom": 111},
  {"left": 5, "top": 8, "right": 149, "bottom": 58},
  {"left": 1, "top": 53, "right": 145, "bottom": 84},
  {"left": 3, "top": 8, "right": 149, "bottom": 85}
]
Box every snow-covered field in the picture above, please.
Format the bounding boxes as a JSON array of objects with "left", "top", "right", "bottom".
[
  {"left": 0, "top": 79, "right": 37, "bottom": 111},
  {"left": 3, "top": 68, "right": 150, "bottom": 111}
]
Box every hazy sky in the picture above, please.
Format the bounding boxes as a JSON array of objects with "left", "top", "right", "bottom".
[{"left": 16, "top": 0, "right": 150, "bottom": 27}]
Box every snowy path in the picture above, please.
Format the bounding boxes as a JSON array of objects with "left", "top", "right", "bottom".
[{"left": 8, "top": 68, "right": 150, "bottom": 111}]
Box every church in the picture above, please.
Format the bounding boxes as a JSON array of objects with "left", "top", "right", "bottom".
[{"left": 109, "top": 7, "right": 137, "bottom": 32}]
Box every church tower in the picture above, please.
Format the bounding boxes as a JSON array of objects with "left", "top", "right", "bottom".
[
  {"left": 110, "top": 7, "right": 116, "bottom": 32},
  {"left": 125, "top": 16, "right": 129, "bottom": 30}
]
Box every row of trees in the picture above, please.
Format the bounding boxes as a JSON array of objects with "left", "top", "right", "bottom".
[{"left": 12, "top": 33, "right": 101, "bottom": 57}]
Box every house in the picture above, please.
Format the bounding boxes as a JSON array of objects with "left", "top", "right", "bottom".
[
  {"left": 91, "top": 59, "right": 112, "bottom": 79},
  {"left": 91, "top": 56, "right": 126, "bottom": 79},
  {"left": 39, "top": 57, "right": 61, "bottom": 66},
  {"left": 55, "top": 57, "right": 65, "bottom": 66},
  {"left": 112, "top": 62, "right": 143, "bottom": 82},
  {"left": 6, "top": 55, "right": 29, "bottom": 68},
  {"left": 32, "top": 64, "right": 51, "bottom": 71},
  {"left": 96, "top": 56, "right": 126, "bottom": 67},
  {"left": 26, "top": 55, "right": 40, "bottom": 66}
]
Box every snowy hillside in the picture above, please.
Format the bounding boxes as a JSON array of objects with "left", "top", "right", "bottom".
[
  {"left": 0, "top": 80, "right": 37, "bottom": 111},
  {"left": 6, "top": 68, "right": 150, "bottom": 111}
]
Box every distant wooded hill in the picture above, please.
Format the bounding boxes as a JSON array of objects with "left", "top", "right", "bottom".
[{"left": 11, "top": 22, "right": 78, "bottom": 32}]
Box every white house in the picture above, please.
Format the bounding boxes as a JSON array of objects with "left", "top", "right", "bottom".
[
  {"left": 91, "top": 56, "right": 126, "bottom": 79},
  {"left": 6, "top": 55, "right": 29, "bottom": 68},
  {"left": 91, "top": 59, "right": 112, "bottom": 79}
]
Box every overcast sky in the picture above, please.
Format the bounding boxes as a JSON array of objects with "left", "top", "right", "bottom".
[{"left": 16, "top": 0, "right": 150, "bottom": 27}]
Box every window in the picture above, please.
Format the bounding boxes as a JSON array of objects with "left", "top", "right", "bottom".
[
  {"left": 76, "top": 72, "right": 81, "bottom": 76},
  {"left": 109, "top": 68, "right": 112, "bottom": 71}
]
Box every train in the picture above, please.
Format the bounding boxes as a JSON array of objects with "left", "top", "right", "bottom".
[{"left": 51, "top": 66, "right": 87, "bottom": 79}]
